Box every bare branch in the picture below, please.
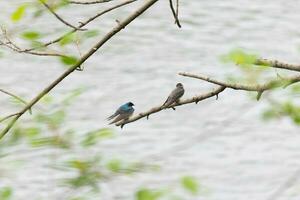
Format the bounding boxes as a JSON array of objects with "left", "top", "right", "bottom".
[
  {"left": 255, "top": 58, "right": 300, "bottom": 72},
  {"left": 176, "top": 0, "right": 179, "bottom": 19},
  {"left": 0, "top": 113, "right": 21, "bottom": 124},
  {"left": 0, "top": 89, "right": 29, "bottom": 107},
  {"left": 179, "top": 72, "right": 300, "bottom": 100},
  {"left": 116, "top": 86, "right": 226, "bottom": 128},
  {"left": 69, "top": 0, "right": 115, "bottom": 4},
  {"left": 39, "top": 0, "right": 86, "bottom": 31},
  {"left": 0, "top": 27, "right": 65, "bottom": 57},
  {"left": 168, "top": 0, "right": 181, "bottom": 28},
  {"left": 23, "top": 0, "right": 137, "bottom": 52},
  {"left": 0, "top": 0, "right": 159, "bottom": 140}
]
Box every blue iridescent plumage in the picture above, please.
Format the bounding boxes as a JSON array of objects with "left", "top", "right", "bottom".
[{"left": 107, "top": 102, "right": 135, "bottom": 124}]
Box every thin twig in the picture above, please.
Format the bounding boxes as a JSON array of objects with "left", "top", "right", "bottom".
[
  {"left": 168, "top": 0, "right": 181, "bottom": 28},
  {"left": 116, "top": 86, "right": 226, "bottom": 127},
  {"left": 0, "top": 89, "right": 28, "bottom": 107},
  {"left": 0, "top": 27, "right": 66, "bottom": 57},
  {"left": 255, "top": 58, "right": 300, "bottom": 72},
  {"left": 39, "top": 0, "right": 86, "bottom": 31},
  {"left": 23, "top": 0, "right": 137, "bottom": 52},
  {"left": 0, "top": 0, "right": 160, "bottom": 140},
  {"left": 69, "top": 0, "right": 115, "bottom": 4},
  {"left": 179, "top": 72, "right": 300, "bottom": 100},
  {"left": 0, "top": 113, "right": 21, "bottom": 123},
  {"left": 176, "top": 0, "right": 179, "bottom": 21}
]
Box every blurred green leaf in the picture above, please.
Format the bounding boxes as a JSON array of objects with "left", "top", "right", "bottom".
[
  {"left": 135, "top": 188, "right": 163, "bottom": 200},
  {"left": 106, "top": 159, "right": 122, "bottom": 173},
  {"left": 33, "top": 8, "right": 44, "bottom": 18},
  {"left": 58, "top": 0, "right": 70, "bottom": 8},
  {"left": 65, "top": 157, "right": 102, "bottom": 190},
  {"left": 0, "top": 187, "right": 12, "bottom": 200},
  {"left": 62, "top": 87, "right": 85, "bottom": 106},
  {"left": 21, "top": 31, "right": 41, "bottom": 40},
  {"left": 6, "top": 127, "right": 23, "bottom": 145},
  {"left": 181, "top": 176, "right": 199, "bottom": 195},
  {"left": 65, "top": 171, "right": 101, "bottom": 190},
  {"left": 81, "top": 128, "right": 114, "bottom": 147},
  {"left": 290, "top": 84, "right": 300, "bottom": 93},
  {"left": 59, "top": 33, "right": 76, "bottom": 46},
  {"left": 60, "top": 56, "right": 78, "bottom": 66},
  {"left": 36, "top": 110, "right": 66, "bottom": 128},
  {"left": 24, "top": 127, "right": 40, "bottom": 138},
  {"left": 30, "top": 41, "right": 45, "bottom": 50},
  {"left": 68, "top": 160, "right": 92, "bottom": 171},
  {"left": 220, "top": 49, "right": 258, "bottom": 67},
  {"left": 30, "top": 136, "right": 71, "bottom": 149},
  {"left": 41, "top": 95, "right": 54, "bottom": 104},
  {"left": 262, "top": 109, "right": 278, "bottom": 120},
  {"left": 83, "top": 30, "right": 99, "bottom": 38},
  {"left": 11, "top": 4, "right": 27, "bottom": 22}
]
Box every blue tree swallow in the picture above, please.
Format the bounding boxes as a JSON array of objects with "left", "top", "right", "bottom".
[
  {"left": 162, "top": 83, "right": 184, "bottom": 109},
  {"left": 107, "top": 102, "right": 135, "bottom": 124}
]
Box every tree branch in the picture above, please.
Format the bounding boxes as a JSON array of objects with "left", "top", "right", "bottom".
[
  {"left": 0, "top": 89, "right": 29, "bottom": 108},
  {"left": 69, "top": 0, "right": 115, "bottom": 4},
  {"left": 39, "top": 0, "right": 86, "bottom": 31},
  {"left": 116, "top": 86, "right": 226, "bottom": 128},
  {"left": 0, "top": 27, "right": 66, "bottom": 57},
  {"left": 0, "top": 0, "right": 159, "bottom": 140},
  {"left": 22, "top": 0, "right": 137, "bottom": 52},
  {"left": 0, "top": 113, "right": 21, "bottom": 124},
  {"left": 255, "top": 58, "right": 300, "bottom": 72},
  {"left": 179, "top": 72, "right": 300, "bottom": 100},
  {"left": 168, "top": 0, "right": 181, "bottom": 28}
]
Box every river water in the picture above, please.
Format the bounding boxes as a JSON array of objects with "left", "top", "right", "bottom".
[{"left": 0, "top": 0, "right": 300, "bottom": 199}]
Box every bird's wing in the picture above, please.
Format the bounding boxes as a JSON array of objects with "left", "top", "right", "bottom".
[
  {"left": 109, "top": 112, "right": 133, "bottom": 124},
  {"left": 172, "top": 87, "right": 184, "bottom": 100},
  {"left": 107, "top": 109, "right": 121, "bottom": 120},
  {"left": 163, "top": 87, "right": 184, "bottom": 106}
]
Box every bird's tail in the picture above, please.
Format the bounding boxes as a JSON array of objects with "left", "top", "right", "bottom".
[
  {"left": 107, "top": 112, "right": 117, "bottom": 120},
  {"left": 162, "top": 97, "right": 171, "bottom": 108},
  {"left": 109, "top": 114, "right": 127, "bottom": 125}
]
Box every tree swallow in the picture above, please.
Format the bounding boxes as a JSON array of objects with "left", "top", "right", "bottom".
[
  {"left": 162, "top": 83, "right": 184, "bottom": 109},
  {"left": 107, "top": 102, "right": 135, "bottom": 124}
]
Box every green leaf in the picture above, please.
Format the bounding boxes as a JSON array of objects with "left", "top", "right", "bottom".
[
  {"left": 41, "top": 95, "right": 54, "bottom": 104},
  {"left": 60, "top": 56, "right": 78, "bottom": 66},
  {"left": 181, "top": 176, "right": 199, "bottom": 195},
  {"left": 59, "top": 33, "right": 76, "bottom": 46},
  {"left": 83, "top": 30, "right": 99, "bottom": 38},
  {"left": 11, "top": 4, "right": 27, "bottom": 22},
  {"left": 58, "top": 0, "right": 70, "bottom": 8},
  {"left": 220, "top": 49, "right": 258, "bottom": 67},
  {"left": 106, "top": 159, "right": 122, "bottom": 173},
  {"left": 135, "top": 188, "right": 163, "bottom": 200},
  {"left": 30, "top": 136, "right": 70, "bottom": 148},
  {"left": 35, "top": 110, "right": 66, "bottom": 128},
  {"left": 262, "top": 109, "right": 278, "bottom": 120},
  {"left": 62, "top": 87, "right": 85, "bottom": 106},
  {"left": 0, "top": 187, "right": 12, "bottom": 200},
  {"left": 24, "top": 127, "right": 40, "bottom": 138},
  {"left": 30, "top": 41, "right": 45, "bottom": 50},
  {"left": 21, "top": 31, "right": 41, "bottom": 40},
  {"left": 81, "top": 128, "right": 114, "bottom": 147},
  {"left": 68, "top": 160, "right": 92, "bottom": 171}
]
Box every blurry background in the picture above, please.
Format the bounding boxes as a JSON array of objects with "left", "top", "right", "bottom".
[{"left": 0, "top": 0, "right": 300, "bottom": 199}]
